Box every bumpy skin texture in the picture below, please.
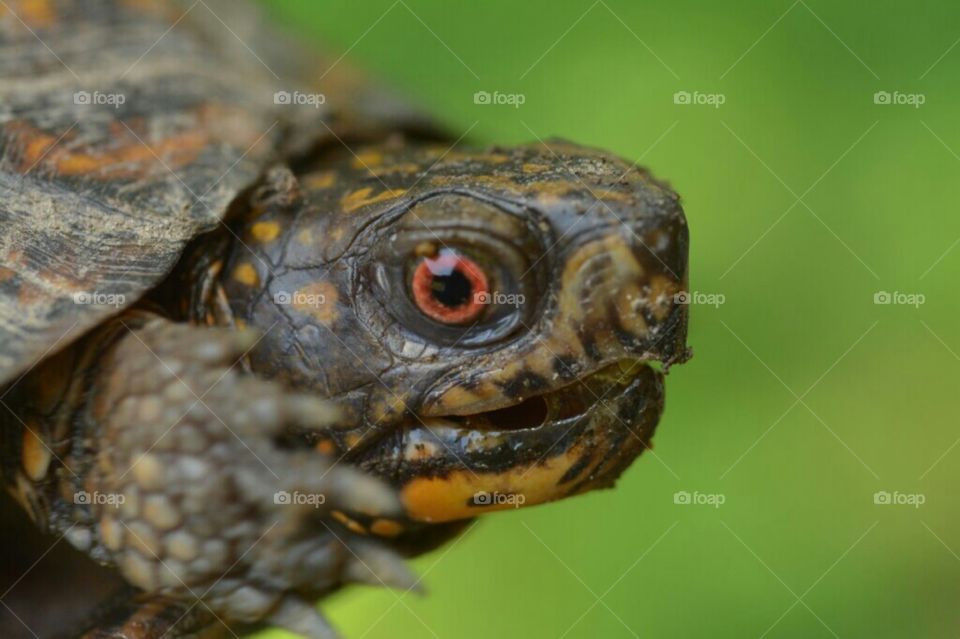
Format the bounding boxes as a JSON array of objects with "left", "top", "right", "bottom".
[{"left": 77, "top": 318, "right": 412, "bottom": 636}]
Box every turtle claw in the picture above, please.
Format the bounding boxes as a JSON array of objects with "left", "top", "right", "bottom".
[
  {"left": 313, "top": 465, "right": 402, "bottom": 517},
  {"left": 269, "top": 596, "right": 341, "bottom": 639},
  {"left": 344, "top": 538, "right": 422, "bottom": 592}
]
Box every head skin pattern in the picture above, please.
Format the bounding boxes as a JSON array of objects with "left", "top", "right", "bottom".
[{"left": 217, "top": 137, "right": 690, "bottom": 532}]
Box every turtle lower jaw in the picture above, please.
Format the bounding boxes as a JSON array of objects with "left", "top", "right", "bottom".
[{"left": 368, "top": 360, "right": 666, "bottom": 523}]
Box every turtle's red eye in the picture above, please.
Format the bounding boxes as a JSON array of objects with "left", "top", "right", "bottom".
[{"left": 411, "top": 249, "right": 489, "bottom": 325}]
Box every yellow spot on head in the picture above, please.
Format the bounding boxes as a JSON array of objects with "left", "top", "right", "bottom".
[
  {"left": 250, "top": 221, "right": 280, "bottom": 242},
  {"left": 232, "top": 263, "right": 259, "bottom": 287},
  {"left": 305, "top": 171, "right": 336, "bottom": 189},
  {"left": 351, "top": 150, "right": 383, "bottom": 169},
  {"left": 292, "top": 281, "right": 338, "bottom": 324},
  {"left": 344, "top": 433, "right": 362, "bottom": 449},
  {"left": 296, "top": 228, "right": 314, "bottom": 245},
  {"left": 341, "top": 187, "right": 406, "bottom": 213},
  {"left": 414, "top": 242, "right": 438, "bottom": 258}
]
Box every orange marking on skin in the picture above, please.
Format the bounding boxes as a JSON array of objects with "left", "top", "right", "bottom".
[
  {"left": 340, "top": 187, "right": 406, "bottom": 213},
  {"left": 21, "top": 426, "right": 50, "bottom": 481},
  {"left": 370, "top": 393, "right": 407, "bottom": 422},
  {"left": 351, "top": 150, "right": 383, "bottom": 169},
  {"left": 1, "top": 0, "right": 56, "bottom": 29},
  {"left": 327, "top": 225, "right": 345, "bottom": 243},
  {"left": 232, "top": 263, "right": 259, "bottom": 287},
  {"left": 292, "top": 281, "right": 338, "bottom": 324},
  {"left": 316, "top": 439, "right": 336, "bottom": 455},
  {"left": 428, "top": 385, "right": 481, "bottom": 415},
  {"left": 370, "top": 519, "right": 404, "bottom": 538},
  {"left": 400, "top": 446, "right": 593, "bottom": 523},
  {"left": 296, "top": 228, "right": 314, "bottom": 245},
  {"left": 331, "top": 510, "right": 367, "bottom": 535},
  {"left": 250, "top": 221, "right": 280, "bottom": 242}
]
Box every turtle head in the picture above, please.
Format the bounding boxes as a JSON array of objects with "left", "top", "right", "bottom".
[{"left": 223, "top": 139, "right": 689, "bottom": 528}]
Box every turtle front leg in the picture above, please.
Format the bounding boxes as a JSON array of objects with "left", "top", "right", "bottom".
[{"left": 66, "top": 316, "right": 416, "bottom": 639}]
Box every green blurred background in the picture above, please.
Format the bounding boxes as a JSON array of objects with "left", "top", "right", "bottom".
[{"left": 258, "top": 2, "right": 960, "bottom": 637}]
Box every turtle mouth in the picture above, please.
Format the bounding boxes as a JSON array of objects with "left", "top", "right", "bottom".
[
  {"left": 361, "top": 360, "right": 666, "bottom": 523},
  {"left": 417, "top": 360, "right": 640, "bottom": 433}
]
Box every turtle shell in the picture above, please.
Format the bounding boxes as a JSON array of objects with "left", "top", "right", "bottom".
[{"left": 0, "top": 0, "right": 432, "bottom": 384}]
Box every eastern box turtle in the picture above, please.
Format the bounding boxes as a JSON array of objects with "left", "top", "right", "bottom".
[{"left": 0, "top": 1, "right": 691, "bottom": 637}]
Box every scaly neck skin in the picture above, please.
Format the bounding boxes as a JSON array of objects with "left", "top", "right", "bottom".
[{"left": 0, "top": 315, "right": 128, "bottom": 540}]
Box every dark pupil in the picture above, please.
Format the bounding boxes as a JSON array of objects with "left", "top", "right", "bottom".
[{"left": 431, "top": 268, "right": 472, "bottom": 308}]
